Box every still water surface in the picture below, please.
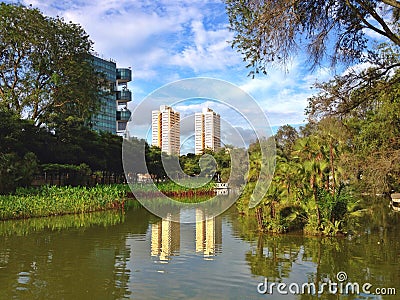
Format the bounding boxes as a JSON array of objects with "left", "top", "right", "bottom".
[{"left": 0, "top": 198, "right": 399, "bottom": 299}]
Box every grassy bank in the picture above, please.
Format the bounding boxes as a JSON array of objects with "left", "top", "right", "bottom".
[
  {"left": 128, "top": 180, "right": 216, "bottom": 198},
  {"left": 0, "top": 181, "right": 217, "bottom": 221},
  {"left": 0, "top": 185, "right": 126, "bottom": 221}
]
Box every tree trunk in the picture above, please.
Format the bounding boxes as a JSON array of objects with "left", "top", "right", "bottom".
[
  {"left": 330, "top": 140, "right": 335, "bottom": 195},
  {"left": 256, "top": 207, "right": 264, "bottom": 231}
]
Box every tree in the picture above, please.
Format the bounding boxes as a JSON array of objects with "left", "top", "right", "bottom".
[
  {"left": 225, "top": 0, "right": 400, "bottom": 75},
  {"left": 275, "top": 125, "right": 299, "bottom": 158},
  {"left": 0, "top": 3, "right": 104, "bottom": 126},
  {"left": 0, "top": 152, "right": 38, "bottom": 194},
  {"left": 146, "top": 146, "right": 166, "bottom": 182},
  {"left": 306, "top": 45, "right": 400, "bottom": 193},
  {"left": 179, "top": 153, "right": 201, "bottom": 176},
  {"left": 307, "top": 44, "right": 400, "bottom": 120}
]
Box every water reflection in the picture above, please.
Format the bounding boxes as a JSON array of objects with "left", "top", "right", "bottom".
[
  {"left": 0, "top": 197, "right": 398, "bottom": 299},
  {"left": 0, "top": 210, "right": 125, "bottom": 236},
  {"left": 0, "top": 208, "right": 151, "bottom": 299},
  {"left": 150, "top": 209, "right": 222, "bottom": 261},
  {"left": 233, "top": 197, "right": 400, "bottom": 299},
  {"left": 195, "top": 209, "right": 222, "bottom": 258},
  {"left": 246, "top": 234, "right": 303, "bottom": 281},
  {"left": 151, "top": 216, "right": 181, "bottom": 260}
]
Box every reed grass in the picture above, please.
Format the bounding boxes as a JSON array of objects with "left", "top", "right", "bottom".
[
  {"left": 0, "top": 181, "right": 216, "bottom": 221},
  {"left": 0, "top": 185, "right": 126, "bottom": 221}
]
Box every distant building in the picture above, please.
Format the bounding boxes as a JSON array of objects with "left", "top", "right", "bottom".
[
  {"left": 195, "top": 108, "right": 221, "bottom": 155},
  {"left": 151, "top": 105, "right": 180, "bottom": 155},
  {"left": 90, "top": 55, "right": 132, "bottom": 136}
]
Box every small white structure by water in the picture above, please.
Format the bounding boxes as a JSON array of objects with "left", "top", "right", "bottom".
[
  {"left": 391, "top": 193, "right": 400, "bottom": 212},
  {"left": 215, "top": 183, "right": 229, "bottom": 195},
  {"left": 215, "top": 183, "right": 229, "bottom": 189}
]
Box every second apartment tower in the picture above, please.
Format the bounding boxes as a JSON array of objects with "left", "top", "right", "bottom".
[
  {"left": 152, "top": 105, "right": 180, "bottom": 155},
  {"left": 195, "top": 108, "right": 221, "bottom": 155}
]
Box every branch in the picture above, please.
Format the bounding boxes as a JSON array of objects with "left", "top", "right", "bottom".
[
  {"left": 345, "top": 0, "right": 390, "bottom": 39},
  {"left": 356, "top": 0, "right": 400, "bottom": 45},
  {"left": 381, "top": 0, "right": 400, "bottom": 9}
]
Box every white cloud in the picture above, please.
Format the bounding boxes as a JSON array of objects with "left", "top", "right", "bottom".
[
  {"left": 341, "top": 61, "right": 374, "bottom": 76},
  {"left": 237, "top": 60, "right": 322, "bottom": 126},
  {"left": 169, "top": 20, "right": 240, "bottom": 72}
]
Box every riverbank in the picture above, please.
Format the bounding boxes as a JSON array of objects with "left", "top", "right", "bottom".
[
  {"left": 0, "top": 185, "right": 126, "bottom": 221},
  {"left": 0, "top": 181, "right": 217, "bottom": 221},
  {"left": 127, "top": 180, "right": 216, "bottom": 198}
]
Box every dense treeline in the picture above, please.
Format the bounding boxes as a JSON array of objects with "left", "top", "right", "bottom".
[
  {"left": 238, "top": 44, "right": 400, "bottom": 235},
  {"left": 0, "top": 112, "right": 124, "bottom": 194}
]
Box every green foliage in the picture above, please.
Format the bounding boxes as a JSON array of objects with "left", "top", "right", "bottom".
[
  {"left": 145, "top": 146, "right": 167, "bottom": 181},
  {"left": 275, "top": 125, "right": 299, "bottom": 159},
  {"left": 237, "top": 48, "right": 399, "bottom": 234},
  {"left": 237, "top": 121, "right": 361, "bottom": 235},
  {"left": 0, "top": 185, "right": 127, "bottom": 220},
  {"left": 225, "top": 0, "right": 400, "bottom": 76},
  {"left": 0, "top": 112, "right": 125, "bottom": 190},
  {"left": 128, "top": 180, "right": 215, "bottom": 202},
  {"left": 308, "top": 44, "right": 400, "bottom": 193},
  {"left": 0, "top": 3, "right": 104, "bottom": 125},
  {"left": 41, "top": 163, "right": 92, "bottom": 186},
  {"left": 0, "top": 152, "right": 38, "bottom": 194},
  {"left": 156, "top": 180, "right": 215, "bottom": 193},
  {"left": 179, "top": 153, "right": 201, "bottom": 176}
]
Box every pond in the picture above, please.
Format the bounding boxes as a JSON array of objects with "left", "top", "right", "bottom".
[{"left": 0, "top": 197, "right": 399, "bottom": 299}]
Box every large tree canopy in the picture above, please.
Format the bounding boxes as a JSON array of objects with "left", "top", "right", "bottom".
[
  {"left": 0, "top": 3, "right": 104, "bottom": 126},
  {"left": 225, "top": 0, "right": 400, "bottom": 75},
  {"left": 305, "top": 43, "right": 400, "bottom": 193}
]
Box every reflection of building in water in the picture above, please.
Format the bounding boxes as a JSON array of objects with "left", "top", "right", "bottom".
[
  {"left": 150, "top": 217, "right": 180, "bottom": 261},
  {"left": 150, "top": 211, "right": 221, "bottom": 261},
  {"left": 195, "top": 209, "right": 222, "bottom": 259},
  {"left": 215, "top": 189, "right": 229, "bottom": 195}
]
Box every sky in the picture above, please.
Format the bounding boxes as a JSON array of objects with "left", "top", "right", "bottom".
[
  {"left": 7, "top": 0, "right": 390, "bottom": 152},
  {"left": 6, "top": 0, "right": 341, "bottom": 127}
]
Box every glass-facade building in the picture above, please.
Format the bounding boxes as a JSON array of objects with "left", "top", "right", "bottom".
[{"left": 90, "top": 56, "right": 132, "bottom": 136}]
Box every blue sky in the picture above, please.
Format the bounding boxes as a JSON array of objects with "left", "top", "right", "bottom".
[{"left": 7, "top": 0, "right": 345, "bottom": 129}]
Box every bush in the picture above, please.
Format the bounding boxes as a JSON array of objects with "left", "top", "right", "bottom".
[{"left": 0, "top": 152, "right": 38, "bottom": 194}]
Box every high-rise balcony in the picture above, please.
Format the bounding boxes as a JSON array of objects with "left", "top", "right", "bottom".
[
  {"left": 116, "top": 90, "right": 132, "bottom": 102},
  {"left": 116, "top": 68, "right": 132, "bottom": 82},
  {"left": 116, "top": 110, "right": 132, "bottom": 121}
]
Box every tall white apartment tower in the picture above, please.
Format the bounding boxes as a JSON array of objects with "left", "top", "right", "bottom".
[
  {"left": 195, "top": 108, "right": 221, "bottom": 155},
  {"left": 152, "top": 105, "right": 180, "bottom": 155}
]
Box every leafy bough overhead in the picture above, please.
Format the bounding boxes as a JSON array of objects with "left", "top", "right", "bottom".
[{"left": 225, "top": 0, "right": 400, "bottom": 76}]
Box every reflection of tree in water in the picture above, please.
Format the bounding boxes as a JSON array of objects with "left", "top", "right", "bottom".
[
  {"left": 246, "top": 234, "right": 304, "bottom": 280},
  {"left": 228, "top": 200, "right": 400, "bottom": 299},
  {"left": 0, "top": 207, "right": 153, "bottom": 299},
  {"left": 352, "top": 196, "right": 400, "bottom": 233}
]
